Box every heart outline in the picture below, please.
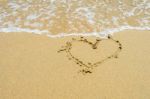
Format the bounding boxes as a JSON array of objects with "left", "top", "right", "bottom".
[{"left": 58, "top": 36, "right": 122, "bottom": 74}]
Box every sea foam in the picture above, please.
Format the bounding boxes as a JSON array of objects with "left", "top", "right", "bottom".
[{"left": 0, "top": 0, "right": 150, "bottom": 38}]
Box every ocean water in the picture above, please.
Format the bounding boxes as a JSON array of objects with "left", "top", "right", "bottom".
[{"left": 0, "top": 0, "right": 150, "bottom": 38}]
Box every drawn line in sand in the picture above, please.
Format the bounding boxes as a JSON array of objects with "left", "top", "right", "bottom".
[{"left": 58, "top": 35, "right": 122, "bottom": 75}]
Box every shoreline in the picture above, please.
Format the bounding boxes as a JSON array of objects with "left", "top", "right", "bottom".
[{"left": 0, "top": 26, "right": 150, "bottom": 38}]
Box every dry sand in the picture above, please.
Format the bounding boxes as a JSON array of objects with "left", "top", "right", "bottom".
[{"left": 0, "top": 30, "right": 150, "bottom": 99}]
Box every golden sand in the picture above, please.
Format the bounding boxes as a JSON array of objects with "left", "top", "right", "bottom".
[{"left": 0, "top": 30, "right": 150, "bottom": 99}]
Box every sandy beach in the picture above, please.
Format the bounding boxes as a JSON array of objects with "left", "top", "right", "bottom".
[{"left": 0, "top": 30, "right": 150, "bottom": 99}]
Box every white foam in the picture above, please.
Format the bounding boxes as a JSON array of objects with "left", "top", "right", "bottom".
[
  {"left": 0, "top": 27, "right": 49, "bottom": 34},
  {"left": 26, "top": 14, "right": 39, "bottom": 20},
  {"left": 0, "top": 0, "right": 150, "bottom": 38},
  {"left": 0, "top": 25, "right": 149, "bottom": 38},
  {"left": 8, "top": 2, "right": 21, "bottom": 10}
]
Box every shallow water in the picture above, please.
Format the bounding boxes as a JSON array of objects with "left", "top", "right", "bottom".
[{"left": 0, "top": 0, "right": 150, "bottom": 38}]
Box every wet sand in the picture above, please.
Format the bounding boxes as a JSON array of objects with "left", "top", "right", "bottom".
[{"left": 0, "top": 30, "right": 150, "bottom": 99}]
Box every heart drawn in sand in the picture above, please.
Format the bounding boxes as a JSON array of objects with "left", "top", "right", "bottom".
[{"left": 58, "top": 36, "right": 122, "bottom": 74}]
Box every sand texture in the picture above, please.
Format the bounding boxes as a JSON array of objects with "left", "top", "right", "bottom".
[{"left": 0, "top": 30, "right": 150, "bottom": 99}]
